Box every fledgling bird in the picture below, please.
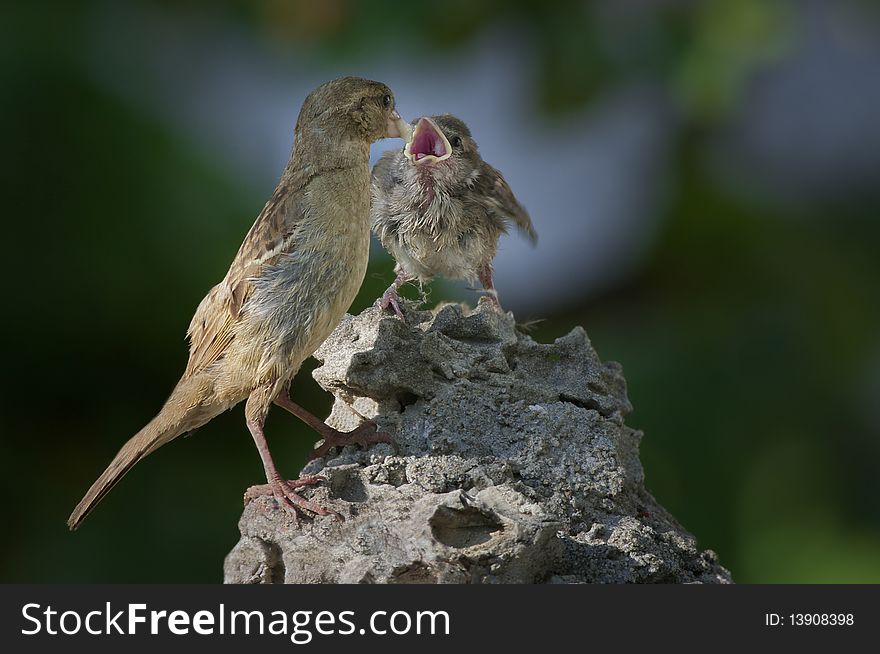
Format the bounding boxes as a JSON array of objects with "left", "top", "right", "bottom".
[
  {"left": 68, "top": 77, "right": 411, "bottom": 530},
  {"left": 371, "top": 114, "right": 536, "bottom": 316}
]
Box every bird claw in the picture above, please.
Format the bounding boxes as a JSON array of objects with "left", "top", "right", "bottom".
[
  {"left": 244, "top": 476, "right": 343, "bottom": 522},
  {"left": 478, "top": 291, "right": 503, "bottom": 312},
  {"left": 378, "top": 288, "right": 406, "bottom": 320},
  {"left": 308, "top": 420, "right": 395, "bottom": 462}
]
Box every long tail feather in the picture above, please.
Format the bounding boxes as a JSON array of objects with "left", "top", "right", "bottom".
[{"left": 67, "top": 377, "right": 210, "bottom": 530}]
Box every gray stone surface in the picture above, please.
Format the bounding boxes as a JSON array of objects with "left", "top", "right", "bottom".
[{"left": 224, "top": 300, "right": 732, "bottom": 584}]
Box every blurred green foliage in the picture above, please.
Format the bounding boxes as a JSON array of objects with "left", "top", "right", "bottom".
[{"left": 1, "top": 0, "right": 878, "bottom": 582}]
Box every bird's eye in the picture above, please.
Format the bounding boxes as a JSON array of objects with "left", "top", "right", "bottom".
[
  {"left": 382, "top": 94, "right": 392, "bottom": 108},
  {"left": 450, "top": 136, "right": 462, "bottom": 148}
]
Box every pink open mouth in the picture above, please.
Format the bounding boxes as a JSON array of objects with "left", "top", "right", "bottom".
[{"left": 404, "top": 117, "right": 452, "bottom": 164}]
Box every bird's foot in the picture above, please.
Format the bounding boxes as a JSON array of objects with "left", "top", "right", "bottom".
[
  {"left": 378, "top": 287, "right": 405, "bottom": 319},
  {"left": 308, "top": 420, "right": 394, "bottom": 462},
  {"left": 244, "top": 475, "right": 343, "bottom": 522},
  {"left": 478, "top": 291, "right": 503, "bottom": 311}
]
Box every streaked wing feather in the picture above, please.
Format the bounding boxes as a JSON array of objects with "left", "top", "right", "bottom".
[
  {"left": 479, "top": 162, "right": 537, "bottom": 244},
  {"left": 184, "top": 171, "right": 304, "bottom": 377}
]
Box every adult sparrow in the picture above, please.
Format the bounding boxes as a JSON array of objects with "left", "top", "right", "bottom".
[
  {"left": 371, "top": 114, "right": 536, "bottom": 316},
  {"left": 68, "top": 77, "right": 410, "bottom": 529}
]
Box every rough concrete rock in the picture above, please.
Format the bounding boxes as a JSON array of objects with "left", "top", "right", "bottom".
[{"left": 224, "top": 300, "right": 732, "bottom": 584}]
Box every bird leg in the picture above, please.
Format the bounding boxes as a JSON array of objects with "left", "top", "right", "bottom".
[
  {"left": 477, "top": 263, "right": 502, "bottom": 309},
  {"left": 274, "top": 394, "right": 394, "bottom": 462},
  {"left": 244, "top": 394, "right": 342, "bottom": 521},
  {"left": 378, "top": 269, "right": 413, "bottom": 319},
  {"left": 243, "top": 474, "right": 328, "bottom": 504}
]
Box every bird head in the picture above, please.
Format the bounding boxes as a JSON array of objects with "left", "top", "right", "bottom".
[
  {"left": 296, "top": 77, "right": 411, "bottom": 145},
  {"left": 404, "top": 115, "right": 479, "bottom": 185}
]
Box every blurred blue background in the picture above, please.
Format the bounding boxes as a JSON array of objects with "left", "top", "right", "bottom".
[{"left": 2, "top": 0, "right": 879, "bottom": 582}]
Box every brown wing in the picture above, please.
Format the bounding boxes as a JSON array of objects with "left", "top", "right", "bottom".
[
  {"left": 183, "top": 173, "right": 303, "bottom": 378},
  {"left": 478, "top": 162, "right": 537, "bottom": 244}
]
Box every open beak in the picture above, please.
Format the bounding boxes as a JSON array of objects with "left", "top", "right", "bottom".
[
  {"left": 404, "top": 117, "right": 452, "bottom": 165},
  {"left": 385, "top": 110, "right": 412, "bottom": 141}
]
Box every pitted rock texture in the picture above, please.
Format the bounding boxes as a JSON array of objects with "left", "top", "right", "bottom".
[{"left": 224, "top": 301, "right": 732, "bottom": 584}]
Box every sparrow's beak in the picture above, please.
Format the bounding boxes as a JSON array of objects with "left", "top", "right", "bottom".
[
  {"left": 404, "top": 117, "right": 452, "bottom": 165},
  {"left": 385, "top": 110, "right": 412, "bottom": 141}
]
